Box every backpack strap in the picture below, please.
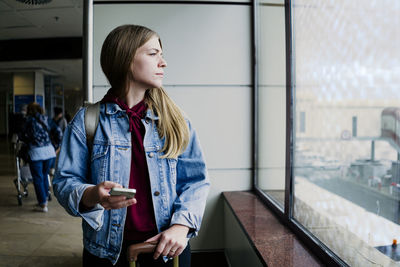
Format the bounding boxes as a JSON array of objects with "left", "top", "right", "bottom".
[{"left": 84, "top": 102, "right": 100, "bottom": 153}]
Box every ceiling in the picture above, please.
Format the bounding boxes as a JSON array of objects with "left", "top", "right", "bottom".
[{"left": 0, "top": 0, "right": 83, "bottom": 91}]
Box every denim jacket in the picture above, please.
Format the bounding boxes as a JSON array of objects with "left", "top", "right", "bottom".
[{"left": 52, "top": 103, "right": 210, "bottom": 264}]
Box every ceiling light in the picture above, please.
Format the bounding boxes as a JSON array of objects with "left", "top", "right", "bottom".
[{"left": 15, "top": 0, "right": 52, "bottom": 5}]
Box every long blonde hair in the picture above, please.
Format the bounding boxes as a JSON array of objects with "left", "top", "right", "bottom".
[{"left": 100, "top": 24, "right": 189, "bottom": 158}]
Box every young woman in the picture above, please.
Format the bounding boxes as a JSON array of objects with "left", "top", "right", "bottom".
[
  {"left": 53, "top": 24, "right": 210, "bottom": 267},
  {"left": 21, "top": 102, "right": 57, "bottom": 212}
]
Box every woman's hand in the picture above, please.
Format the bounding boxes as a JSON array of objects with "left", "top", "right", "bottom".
[
  {"left": 145, "top": 224, "right": 190, "bottom": 259},
  {"left": 81, "top": 181, "right": 137, "bottom": 210}
]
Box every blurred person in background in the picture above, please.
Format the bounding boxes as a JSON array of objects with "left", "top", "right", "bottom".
[
  {"left": 52, "top": 107, "right": 68, "bottom": 132},
  {"left": 20, "top": 102, "right": 56, "bottom": 212},
  {"left": 65, "top": 112, "right": 72, "bottom": 123},
  {"left": 49, "top": 107, "right": 65, "bottom": 154}
]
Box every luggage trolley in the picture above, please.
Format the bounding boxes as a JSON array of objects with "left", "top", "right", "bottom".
[
  {"left": 13, "top": 140, "right": 53, "bottom": 206},
  {"left": 127, "top": 241, "right": 179, "bottom": 267},
  {"left": 13, "top": 140, "right": 31, "bottom": 205}
]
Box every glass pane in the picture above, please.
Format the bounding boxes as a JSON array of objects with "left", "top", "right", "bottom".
[
  {"left": 292, "top": 0, "right": 400, "bottom": 265},
  {"left": 257, "top": 0, "right": 286, "bottom": 208}
]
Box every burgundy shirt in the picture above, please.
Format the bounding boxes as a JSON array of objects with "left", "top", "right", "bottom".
[{"left": 101, "top": 91, "right": 158, "bottom": 241}]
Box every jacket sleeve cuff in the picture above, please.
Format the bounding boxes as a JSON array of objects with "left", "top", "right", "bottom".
[
  {"left": 170, "top": 211, "right": 199, "bottom": 238},
  {"left": 68, "top": 184, "right": 104, "bottom": 231}
]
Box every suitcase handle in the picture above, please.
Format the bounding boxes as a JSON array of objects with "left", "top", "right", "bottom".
[
  {"left": 127, "top": 241, "right": 179, "bottom": 267},
  {"left": 127, "top": 241, "right": 157, "bottom": 262}
]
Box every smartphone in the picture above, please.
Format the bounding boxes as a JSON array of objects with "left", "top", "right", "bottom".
[{"left": 109, "top": 188, "right": 136, "bottom": 199}]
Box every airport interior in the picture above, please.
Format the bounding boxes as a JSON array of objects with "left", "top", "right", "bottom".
[{"left": 0, "top": 0, "right": 400, "bottom": 266}]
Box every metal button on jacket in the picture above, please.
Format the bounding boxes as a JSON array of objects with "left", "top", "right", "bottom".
[
  {"left": 154, "top": 191, "right": 160, "bottom": 196},
  {"left": 148, "top": 152, "right": 154, "bottom": 158}
]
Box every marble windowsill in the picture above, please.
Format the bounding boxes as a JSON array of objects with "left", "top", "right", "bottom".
[{"left": 223, "top": 191, "right": 323, "bottom": 267}]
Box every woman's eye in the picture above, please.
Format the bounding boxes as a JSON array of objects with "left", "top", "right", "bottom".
[{"left": 149, "top": 53, "right": 157, "bottom": 56}]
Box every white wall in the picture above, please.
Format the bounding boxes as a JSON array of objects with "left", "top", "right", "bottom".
[{"left": 92, "top": 2, "right": 252, "bottom": 250}]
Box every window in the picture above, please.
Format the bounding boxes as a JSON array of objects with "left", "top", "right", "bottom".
[
  {"left": 255, "top": 0, "right": 400, "bottom": 265},
  {"left": 352, "top": 116, "right": 357, "bottom": 137},
  {"left": 255, "top": 0, "right": 286, "bottom": 209},
  {"left": 299, "top": 111, "right": 306, "bottom": 133}
]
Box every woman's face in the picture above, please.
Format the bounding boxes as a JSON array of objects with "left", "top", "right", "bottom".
[{"left": 130, "top": 35, "right": 167, "bottom": 91}]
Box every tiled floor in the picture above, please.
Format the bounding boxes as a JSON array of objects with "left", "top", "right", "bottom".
[{"left": 0, "top": 138, "right": 82, "bottom": 267}]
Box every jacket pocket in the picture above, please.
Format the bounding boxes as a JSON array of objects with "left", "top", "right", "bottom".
[
  {"left": 91, "top": 143, "right": 109, "bottom": 161},
  {"left": 91, "top": 144, "right": 109, "bottom": 183}
]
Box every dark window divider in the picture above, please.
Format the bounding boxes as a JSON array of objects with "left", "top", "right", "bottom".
[{"left": 252, "top": 0, "right": 258, "bottom": 195}]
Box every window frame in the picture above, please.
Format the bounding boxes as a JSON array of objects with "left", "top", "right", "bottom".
[{"left": 252, "top": 1, "right": 349, "bottom": 265}]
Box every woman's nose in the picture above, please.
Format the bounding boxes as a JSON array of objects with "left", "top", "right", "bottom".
[{"left": 159, "top": 57, "right": 167, "bottom": 68}]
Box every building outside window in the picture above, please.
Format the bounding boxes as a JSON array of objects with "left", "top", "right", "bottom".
[
  {"left": 256, "top": 0, "right": 400, "bottom": 265},
  {"left": 352, "top": 116, "right": 357, "bottom": 137},
  {"left": 300, "top": 111, "right": 306, "bottom": 133}
]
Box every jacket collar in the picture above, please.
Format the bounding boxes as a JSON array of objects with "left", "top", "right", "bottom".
[
  {"left": 144, "top": 109, "right": 159, "bottom": 120},
  {"left": 104, "top": 102, "right": 159, "bottom": 120}
]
